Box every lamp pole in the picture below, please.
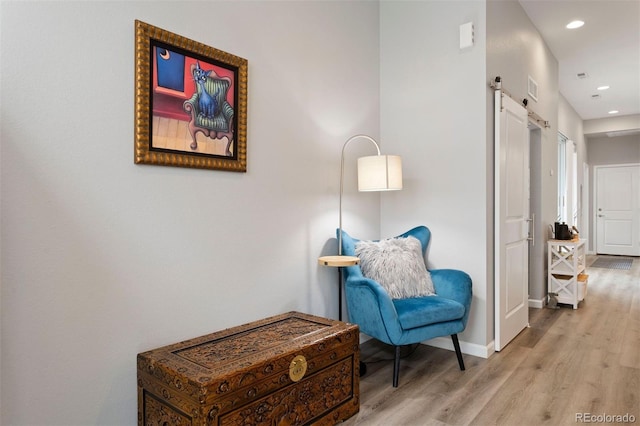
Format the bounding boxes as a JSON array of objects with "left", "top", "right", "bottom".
[
  {"left": 338, "top": 135, "right": 381, "bottom": 256},
  {"left": 319, "top": 134, "right": 402, "bottom": 321}
]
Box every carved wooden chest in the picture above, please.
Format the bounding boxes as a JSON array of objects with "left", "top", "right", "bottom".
[{"left": 137, "top": 311, "right": 360, "bottom": 425}]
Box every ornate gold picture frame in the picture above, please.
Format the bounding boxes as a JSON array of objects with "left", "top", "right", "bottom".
[{"left": 134, "top": 20, "right": 248, "bottom": 172}]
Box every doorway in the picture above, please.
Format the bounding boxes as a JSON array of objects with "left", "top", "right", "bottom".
[
  {"left": 493, "top": 86, "right": 545, "bottom": 351},
  {"left": 595, "top": 164, "right": 640, "bottom": 256},
  {"left": 528, "top": 124, "right": 544, "bottom": 307}
]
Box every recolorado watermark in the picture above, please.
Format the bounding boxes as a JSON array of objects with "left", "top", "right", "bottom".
[{"left": 576, "top": 413, "right": 636, "bottom": 423}]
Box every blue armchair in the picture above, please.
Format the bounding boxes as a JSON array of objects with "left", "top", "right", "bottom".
[{"left": 339, "top": 226, "right": 472, "bottom": 387}]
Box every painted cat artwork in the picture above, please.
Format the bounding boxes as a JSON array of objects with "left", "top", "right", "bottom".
[
  {"left": 192, "top": 61, "right": 219, "bottom": 120},
  {"left": 183, "top": 59, "right": 234, "bottom": 154},
  {"left": 135, "top": 21, "right": 247, "bottom": 171},
  {"left": 151, "top": 46, "right": 236, "bottom": 157}
]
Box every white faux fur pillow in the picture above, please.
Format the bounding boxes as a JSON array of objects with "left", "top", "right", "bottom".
[{"left": 355, "top": 236, "right": 435, "bottom": 299}]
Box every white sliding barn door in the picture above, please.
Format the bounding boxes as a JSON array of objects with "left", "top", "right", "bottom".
[
  {"left": 495, "top": 90, "right": 530, "bottom": 352},
  {"left": 596, "top": 164, "right": 640, "bottom": 256}
]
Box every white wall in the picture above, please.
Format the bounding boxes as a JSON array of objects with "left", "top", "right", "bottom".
[
  {"left": 378, "top": 0, "right": 560, "bottom": 351},
  {"left": 584, "top": 114, "right": 640, "bottom": 136},
  {"left": 0, "top": 1, "right": 380, "bottom": 424},
  {"left": 559, "top": 95, "right": 588, "bottom": 240},
  {"left": 487, "top": 0, "right": 559, "bottom": 230},
  {"left": 558, "top": 95, "right": 586, "bottom": 149},
  {"left": 377, "top": 0, "right": 561, "bottom": 350},
  {"left": 559, "top": 95, "right": 586, "bottom": 168},
  {"left": 379, "top": 1, "right": 489, "bottom": 352},
  {"left": 378, "top": 0, "right": 562, "bottom": 354},
  {"left": 558, "top": 95, "right": 589, "bottom": 235},
  {"left": 587, "top": 134, "right": 640, "bottom": 165}
]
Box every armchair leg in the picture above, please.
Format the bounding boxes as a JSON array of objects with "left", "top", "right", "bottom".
[
  {"left": 393, "top": 345, "right": 401, "bottom": 387},
  {"left": 359, "top": 361, "right": 367, "bottom": 377},
  {"left": 451, "top": 334, "right": 465, "bottom": 371}
]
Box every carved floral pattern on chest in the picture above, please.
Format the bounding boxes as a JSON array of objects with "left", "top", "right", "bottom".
[
  {"left": 174, "top": 318, "right": 326, "bottom": 368},
  {"left": 137, "top": 311, "right": 360, "bottom": 425}
]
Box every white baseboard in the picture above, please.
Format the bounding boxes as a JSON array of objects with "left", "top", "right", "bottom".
[
  {"left": 528, "top": 297, "right": 546, "bottom": 308},
  {"left": 423, "top": 336, "right": 495, "bottom": 359},
  {"left": 358, "top": 334, "right": 372, "bottom": 344},
  {"left": 359, "top": 333, "right": 495, "bottom": 359}
]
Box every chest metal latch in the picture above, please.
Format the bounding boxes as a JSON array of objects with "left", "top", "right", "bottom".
[{"left": 289, "top": 355, "right": 307, "bottom": 382}]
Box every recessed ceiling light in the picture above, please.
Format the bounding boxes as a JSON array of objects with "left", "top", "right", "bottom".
[
  {"left": 608, "top": 110, "right": 619, "bottom": 114},
  {"left": 597, "top": 85, "right": 610, "bottom": 91},
  {"left": 566, "top": 20, "right": 585, "bottom": 29}
]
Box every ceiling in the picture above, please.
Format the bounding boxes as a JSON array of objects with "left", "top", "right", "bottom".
[{"left": 518, "top": 0, "right": 640, "bottom": 121}]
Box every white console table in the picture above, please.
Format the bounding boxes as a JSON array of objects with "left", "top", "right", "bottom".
[{"left": 547, "top": 238, "right": 588, "bottom": 309}]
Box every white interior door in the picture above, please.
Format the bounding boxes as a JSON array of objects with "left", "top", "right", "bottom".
[
  {"left": 595, "top": 164, "right": 640, "bottom": 256},
  {"left": 495, "top": 90, "right": 529, "bottom": 351}
]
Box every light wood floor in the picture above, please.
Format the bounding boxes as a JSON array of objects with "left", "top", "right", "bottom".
[
  {"left": 343, "top": 255, "right": 639, "bottom": 426},
  {"left": 152, "top": 116, "right": 231, "bottom": 156}
]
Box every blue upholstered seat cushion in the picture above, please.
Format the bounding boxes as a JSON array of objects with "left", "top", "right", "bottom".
[
  {"left": 355, "top": 236, "right": 435, "bottom": 299},
  {"left": 393, "top": 296, "right": 465, "bottom": 329}
]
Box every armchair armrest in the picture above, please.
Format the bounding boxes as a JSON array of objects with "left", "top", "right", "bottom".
[
  {"left": 220, "top": 101, "right": 234, "bottom": 131},
  {"left": 183, "top": 94, "right": 198, "bottom": 118},
  {"left": 344, "top": 275, "right": 403, "bottom": 345},
  {"left": 221, "top": 102, "right": 234, "bottom": 120},
  {"left": 430, "top": 269, "right": 473, "bottom": 325}
]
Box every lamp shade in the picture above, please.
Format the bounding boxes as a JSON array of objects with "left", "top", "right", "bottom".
[{"left": 357, "top": 155, "right": 403, "bottom": 191}]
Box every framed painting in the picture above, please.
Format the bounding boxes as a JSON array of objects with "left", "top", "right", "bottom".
[{"left": 134, "top": 20, "right": 248, "bottom": 172}]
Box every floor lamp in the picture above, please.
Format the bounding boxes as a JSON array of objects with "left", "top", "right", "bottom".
[{"left": 318, "top": 134, "right": 403, "bottom": 321}]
